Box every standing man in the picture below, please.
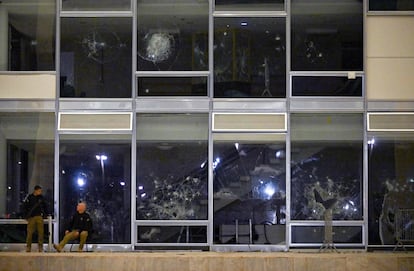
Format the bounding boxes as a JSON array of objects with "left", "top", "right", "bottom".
[
  {"left": 53, "top": 202, "right": 93, "bottom": 252},
  {"left": 23, "top": 185, "right": 48, "bottom": 252}
]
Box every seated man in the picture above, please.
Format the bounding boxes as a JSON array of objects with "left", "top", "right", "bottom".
[{"left": 54, "top": 202, "right": 93, "bottom": 252}]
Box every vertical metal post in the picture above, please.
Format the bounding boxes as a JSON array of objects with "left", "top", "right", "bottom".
[
  {"left": 235, "top": 219, "right": 239, "bottom": 244},
  {"left": 48, "top": 215, "right": 52, "bottom": 252},
  {"left": 249, "top": 219, "right": 252, "bottom": 244}
]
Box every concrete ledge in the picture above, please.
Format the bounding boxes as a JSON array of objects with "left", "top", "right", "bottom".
[{"left": 0, "top": 252, "right": 413, "bottom": 271}]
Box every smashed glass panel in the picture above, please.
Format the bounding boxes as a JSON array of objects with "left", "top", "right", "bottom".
[
  {"left": 368, "top": 134, "right": 414, "bottom": 245},
  {"left": 290, "top": 114, "right": 363, "bottom": 221},
  {"left": 214, "top": 17, "right": 286, "bottom": 98},
  {"left": 291, "top": 142, "right": 363, "bottom": 220},
  {"left": 136, "top": 142, "right": 208, "bottom": 220},
  {"left": 59, "top": 137, "right": 131, "bottom": 243},
  {"left": 291, "top": 0, "right": 363, "bottom": 71},
  {"left": 60, "top": 17, "right": 132, "bottom": 98},
  {"left": 136, "top": 114, "right": 209, "bottom": 220},
  {"left": 213, "top": 140, "right": 286, "bottom": 245},
  {"left": 137, "top": 0, "right": 208, "bottom": 71}
]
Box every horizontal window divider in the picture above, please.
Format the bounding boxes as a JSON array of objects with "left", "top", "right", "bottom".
[
  {"left": 58, "top": 130, "right": 133, "bottom": 135},
  {"left": 0, "top": 219, "right": 56, "bottom": 224},
  {"left": 367, "top": 112, "right": 414, "bottom": 131},
  {"left": 290, "top": 71, "right": 364, "bottom": 77},
  {"left": 58, "top": 112, "right": 133, "bottom": 131},
  {"left": 60, "top": 11, "right": 133, "bottom": 17},
  {"left": 136, "top": 71, "right": 209, "bottom": 77},
  {"left": 289, "top": 221, "right": 364, "bottom": 226},
  {"left": 290, "top": 97, "right": 364, "bottom": 101},
  {"left": 135, "top": 220, "right": 209, "bottom": 226},
  {"left": 0, "top": 71, "right": 56, "bottom": 75},
  {"left": 367, "top": 11, "right": 414, "bottom": 16},
  {"left": 213, "top": 11, "right": 287, "bottom": 17},
  {"left": 289, "top": 243, "right": 364, "bottom": 247},
  {"left": 135, "top": 243, "right": 208, "bottom": 246},
  {"left": 0, "top": 100, "right": 55, "bottom": 112}
]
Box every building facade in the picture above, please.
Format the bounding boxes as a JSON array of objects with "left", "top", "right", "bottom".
[{"left": 0, "top": 0, "right": 413, "bottom": 251}]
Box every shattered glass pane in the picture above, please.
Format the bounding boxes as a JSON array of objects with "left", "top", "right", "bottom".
[
  {"left": 213, "top": 140, "right": 286, "bottom": 245},
  {"left": 59, "top": 138, "right": 131, "bottom": 243},
  {"left": 291, "top": 0, "right": 363, "bottom": 71},
  {"left": 291, "top": 142, "right": 363, "bottom": 220},
  {"left": 213, "top": 17, "right": 286, "bottom": 98},
  {"left": 136, "top": 142, "right": 208, "bottom": 220},
  {"left": 368, "top": 135, "right": 414, "bottom": 245},
  {"left": 290, "top": 114, "right": 363, "bottom": 221},
  {"left": 60, "top": 17, "right": 132, "bottom": 98},
  {"left": 137, "top": 0, "right": 208, "bottom": 71}
]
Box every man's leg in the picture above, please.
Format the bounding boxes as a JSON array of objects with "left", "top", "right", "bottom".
[
  {"left": 35, "top": 216, "right": 44, "bottom": 252},
  {"left": 26, "top": 217, "right": 35, "bottom": 252},
  {"left": 78, "top": 231, "right": 89, "bottom": 251},
  {"left": 54, "top": 231, "right": 78, "bottom": 252}
]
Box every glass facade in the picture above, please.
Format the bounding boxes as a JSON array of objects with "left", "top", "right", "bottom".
[{"left": 0, "top": 0, "right": 413, "bottom": 252}]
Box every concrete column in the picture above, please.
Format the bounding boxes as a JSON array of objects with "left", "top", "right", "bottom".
[{"left": 0, "top": 6, "right": 8, "bottom": 70}]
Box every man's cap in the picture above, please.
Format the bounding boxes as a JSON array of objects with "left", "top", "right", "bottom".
[{"left": 34, "top": 185, "right": 42, "bottom": 190}]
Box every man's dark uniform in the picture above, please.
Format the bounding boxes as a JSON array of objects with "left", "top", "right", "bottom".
[{"left": 23, "top": 186, "right": 48, "bottom": 252}]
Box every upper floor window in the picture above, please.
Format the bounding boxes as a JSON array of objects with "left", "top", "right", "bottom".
[
  {"left": 214, "top": 17, "right": 286, "bottom": 98},
  {"left": 137, "top": 0, "right": 209, "bottom": 71},
  {"left": 60, "top": 17, "right": 132, "bottom": 98},
  {"left": 0, "top": 0, "right": 55, "bottom": 71},
  {"left": 291, "top": 0, "right": 363, "bottom": 71}
]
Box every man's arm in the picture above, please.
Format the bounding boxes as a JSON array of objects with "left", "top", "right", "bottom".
[
  {"left": 85, "top": 214, "right": 93, "bottom": 232},
  {"left": 67, "top": 214, "right": 76, "bottom": 232}
]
